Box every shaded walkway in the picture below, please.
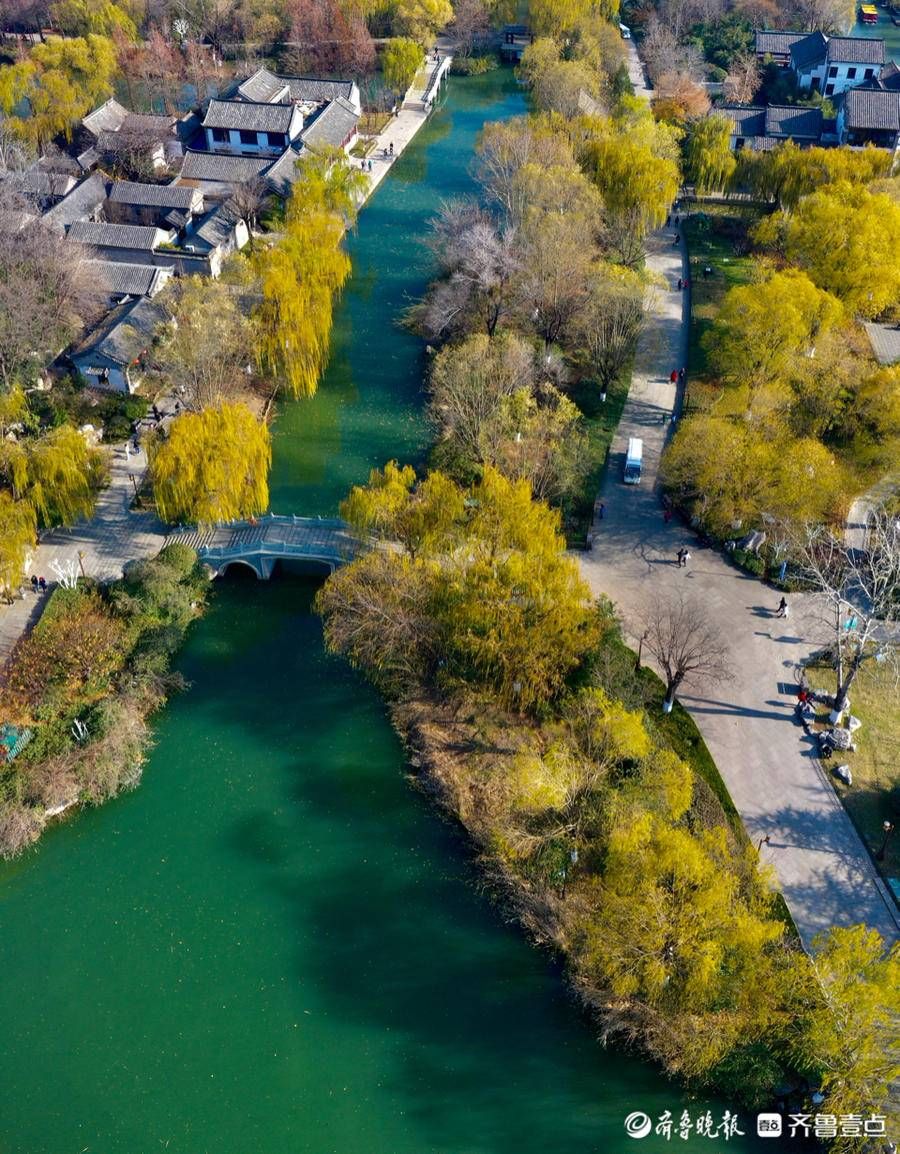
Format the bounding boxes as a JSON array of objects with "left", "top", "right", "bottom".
[{"left": 577, "top": 221, "right": 899, "bottom": 949}]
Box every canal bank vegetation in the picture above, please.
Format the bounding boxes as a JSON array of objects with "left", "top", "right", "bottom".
[
  {"left": 411, "top": 22, "right": 680, "bottom": 539},
  {"left": 0, "top": 543, "right": 208, "bottom": 858},
  {"left": 661, "top": 159, "right": 900, "bottom": 547},
  {"left": 317, "top": 461, "right": 899, "bottom": 1127}
]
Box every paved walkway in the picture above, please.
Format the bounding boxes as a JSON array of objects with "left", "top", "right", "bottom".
[
  {"left": 358, "top": 51, "right": 451, "bottom": 201},
  {"left": 0, "top": 437, "right": 165, "bottom": 669},
  {"left": 845, "top": 471, "right": 898, "bottom": 553},
  {"left": 578, "top": 224, "right": 900, "bottom": 949}
]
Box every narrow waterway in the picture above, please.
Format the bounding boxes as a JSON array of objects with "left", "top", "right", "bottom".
[{"left": 0, "top": 71, "right": 790, "bottom": 1153}]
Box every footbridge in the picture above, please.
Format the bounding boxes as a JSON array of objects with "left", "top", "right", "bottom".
[{"left": 167, "top": 514, "right": 359, "bottom": 579}]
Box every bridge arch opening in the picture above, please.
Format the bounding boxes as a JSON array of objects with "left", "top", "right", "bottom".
[{"left": 218, "top": 559, "right": 263, "bottom": 581}]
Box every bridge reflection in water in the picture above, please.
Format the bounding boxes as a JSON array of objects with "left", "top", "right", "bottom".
[{"left": 166, "top": 514, "right": 359, "bottom": 579}]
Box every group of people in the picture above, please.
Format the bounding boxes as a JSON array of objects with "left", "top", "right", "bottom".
[
  {"left": 29, "top": 575, "right": 47, "bottom": 594},
  {"left": 669, "top": 367, "right": 686, "bottom": 387},
  {"left": 675, "top": 548, "right": 691, "bottom": 568}
]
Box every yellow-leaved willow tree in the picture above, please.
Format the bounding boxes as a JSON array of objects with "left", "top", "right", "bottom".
[
  {"left": 149, "top": 402, "right": 271, "bottom": 526},
  {"left": 254, "top": 147, "right": 366, "bottom": 400}
]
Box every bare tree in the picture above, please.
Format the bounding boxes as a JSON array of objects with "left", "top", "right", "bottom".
[
  {"left": 790, "top": 506, "right": 899, "bottom": 716},
  {"left": 723, "top": 53, "right": 762, "bottom": 104},
  {"left": 417, "top": 202, "right": 520, "bottom": 339},
  {"left": 640, "top": 592, "right": 732, "bottom": 712},
  {"left": 475, "top": 118, "right": 576, "bottom": 224},
  {"left": 450, "top": 0, "right": 490, "bottom": 56},
  {"left": 230, "top": 176, "right": 268, "bottom": 244},
  {"left": 0, "top": 191, "right": 101, "bottom": 389}
]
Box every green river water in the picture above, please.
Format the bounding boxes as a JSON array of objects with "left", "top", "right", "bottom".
[{"left": 0, "top": 70, "right": 793, "bottom": 1154}]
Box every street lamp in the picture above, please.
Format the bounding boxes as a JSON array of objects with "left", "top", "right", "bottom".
[
  {"left": 875, "top": 820, "right": 894, "bottom": 863},
  {"left": 77, "top": 550, "right": 86, "bottom": 580}
]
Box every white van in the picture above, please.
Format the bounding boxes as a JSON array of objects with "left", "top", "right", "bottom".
[{"left": 624, "top": 437, "right": 643, "bottom": 484}]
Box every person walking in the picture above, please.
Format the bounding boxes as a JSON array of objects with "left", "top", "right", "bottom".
[
  {"left": 682, "top": 549, "right": 691, "bottom": 568},
  {"left": 389, "top": 141, "right": 394, "bottom": 156},
  {"left": 776, "top": 596, "right": 789, "bottom": 618},
  {"left": 670, "top": 369, "right": 678, "bottom": 384},
  {"left": 676, "top": 548, "right": 685, "bottom": 567},
  {"left": 597, "top": 501, "right": 605, "bottom": 520},
  {"left": 678, "top": 367, "right": 686, "bottom": 386}
]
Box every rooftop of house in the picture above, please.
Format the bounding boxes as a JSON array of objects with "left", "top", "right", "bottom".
[
  {"left": 755, "top": 29, "right": 808, "bottom": 55},
  {"left": 877, "top": 60, "right": 900, "bottom": 90},
  {"left": 235, "top": 67, "right": 291, "bottom": 103},
  {"left": 190, "top": 199, "right": 243, "bottom": 251},
  {"left": 842, "top": 86, "right": 900, "bottom": 130},
  {"left": 864, "top": 321, "right": 900, "bottom": 365},
  {"left": 108, "top": 180, "right": 201, "bottom": 211},
  {"left": 72, "top": 296, "right": 169, "bottom": 367},
  {"left": 826, "top": 36, "right": 884, "bottom": 65},
  {"left": 44, "top": 171, "right": 109, "bottom": 231},
  {"left": 264, "top": 147, "right": 305, "bottom": 196},
  {"left": 202, "top": 99, "right": 297, "bottom": 134},
  {"left": 719, "top": 104, "right": 767, "bottom": 135},
  {"left": 83, "top": 259, "right": 173, "bottom": 298},
  {"left": 765, "top": 103, "right": 823, "bottom": 137},
  {"left": 234, "top": 67, "right": 358, "bottom": 107},
  {"left": 299, "top": 96, "right": 359, "bottom": 148},
  {"left": 82, "top": 98, "right": 129, "bottom": 138},
  {"left": 67, "top": 220, "right": 169, "bottom": 250},
  {"left": 790, "top": 30, "right": 828, "bottom": 70},
  {"left": 177, "top": 149, "right": 273, "bottom": 185},
  {"left": 19, "top": 169, "right": 77, "bottom": 199}
]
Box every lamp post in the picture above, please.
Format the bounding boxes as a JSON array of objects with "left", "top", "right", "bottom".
[
  {"left": 77, "top": 550, "right": 86, "bottom": 580},
  {"left": 756, "top": 834, "right": 770, "bottom": 853},
  {"left": 875, "top": 820, "right": 894, "bottom": 863}
]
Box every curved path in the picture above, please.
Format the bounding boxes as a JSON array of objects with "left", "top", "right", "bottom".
[{"left": 578, "top": 224, "right": 900, "bottom": 950}]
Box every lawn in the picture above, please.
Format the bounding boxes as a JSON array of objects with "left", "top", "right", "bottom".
[
  {"left": 682, "top": 208, "right": 757, "bottom": 412},
  {"left": 564, "top": 366, "right": 630, "bottom": 546},
  {"left": 805, "top": 657, "right": 900, "bottom": 882}
]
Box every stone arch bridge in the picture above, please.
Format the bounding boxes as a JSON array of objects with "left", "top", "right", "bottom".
[{"left": 166, "top": 514, "right": 359, "bottom": 580}]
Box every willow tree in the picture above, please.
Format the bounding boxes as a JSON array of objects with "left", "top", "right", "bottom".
[
  {"left": 149, "top": 402, "right": 271, "bottom": 526},
  {"left": 0, "top": 425, "right": 107, "bottom": 528},
  {"left": 0, "top": 491, "right": 36, "bottom": 596},
  {"left": 684, "top": 113, "right": 736, "bottom": 195},
  {"left": 254, "top": 151, "right": 360, "bottom": 399},
  {"left": 0, "top": 34, "right": 118, "bottom": 146}
]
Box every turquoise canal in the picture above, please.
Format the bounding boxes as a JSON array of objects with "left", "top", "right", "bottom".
[{"left": 1, "top": 71, "right": 791, "bottom": 1153}]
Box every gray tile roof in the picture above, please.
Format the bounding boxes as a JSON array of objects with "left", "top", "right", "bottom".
[
  {"left": 765, "top": 104, "right": 823, "bottom": 138},
  {"left": 299, "top": 97, "right": 359, "bottom": 148},
  {"left": 843, "top": 87, "right": 900, "bottom": 130},
  {"left": 73, "top": 297, "right": 169, "bottom": 366},
  {"left": 864, "top": 322, "right": 900, "bottom": 365},
  {"left": 83, "top": 260, "right": 172, "bottom": 297},
  {"left": 719, "top": 105, "right": 766, "bottom": 135},
  {"left": 191, "top": 199, "right": 242, "bottom": 250},
  {"left": 108, "top": 180, "right": 199, "bottom": 210},
  {"left": 202, "top": 99, "right": 295, "bottom": 133},
  {"left": 82, "top": 98, "right": 129, "bottom": 138},
  {"left": 44, "top": 172, "right": 109, "bottom": 230},
  {"left": 755, "top": 30, "right": 807, "bottom": 56},
  {"left": 283, "top": 76, "right": 356, "bottom": 103},
  {"left": 67, "top": 220, "right": 167, "bottom": 250},
  {"left": 236, "top": 68, "right": 291, "bottom": 103},
  {"left": 826, "top": 36, "right": 884, "bottom": 65},
  {"left": 20, "top": 170, "right": 76, "bottom": 199},
  {"left": 264, "top": 147, "right": 305, "bottom": 195},
  {"left": 177, "top": 149, "right": 272, "bottom": 184},
  {"left": 790, "top": 31, "right": 828, "bottom": 70},
  {"left": 120, "top": 112, "right": 177, "bottom": 135},
  {"left": 881, "top": 60, "right": 900, "bottom": 90}
]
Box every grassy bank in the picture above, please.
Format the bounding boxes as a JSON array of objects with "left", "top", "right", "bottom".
[
  {"left": 682, "top": 208, "right": 755, "bottom": 413},
  {"left": 806, "top": 657, "right": 900, "bottom": 881},
  {"left": 0, "top": 543, "right": 208, "bottom": 858},
  {"left": 563, "top": 369, "right": 630, "bottom": 546}
]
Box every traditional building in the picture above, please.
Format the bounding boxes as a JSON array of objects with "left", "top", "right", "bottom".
[
  {"left": 69, "top": 296, "right": 169, "bottom": 393},
  {"left": 790, "top": 32, "right": 884, "bottom": 96},
  {"left": 202, "top": 100, "right": 304, "bottom": 156}
]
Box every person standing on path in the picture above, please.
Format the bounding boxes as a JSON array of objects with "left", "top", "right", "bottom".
[
  {"left": 597, "top": 501, "right": 605, "bottom": 520},
  {"left": 776, "top": 596, "right": 789, "bottom": 618},
  {"left": 676, "top": 548, "right": 685, "bottom": 566}
]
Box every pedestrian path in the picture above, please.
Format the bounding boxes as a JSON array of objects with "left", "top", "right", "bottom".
[
  {"left": 578, "top": 223, "right": 900, "bottom": 950},
  {"left": 358, "top": 50, "right": 451, "bottom": 201}
]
